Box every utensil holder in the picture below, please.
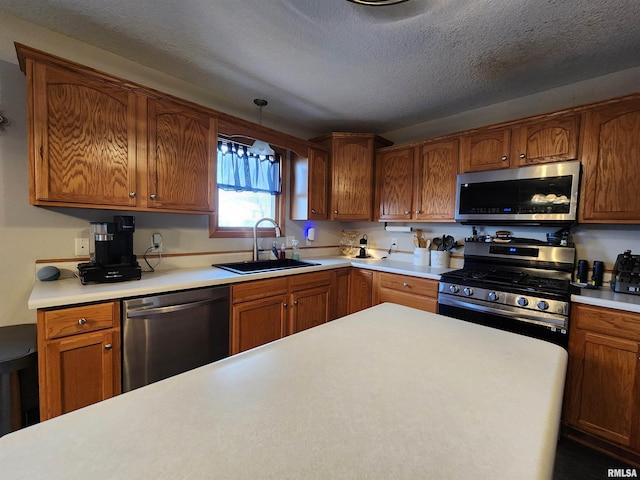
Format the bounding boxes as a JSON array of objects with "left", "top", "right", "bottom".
[
  {"left": 413, "top": 248, "right": 430, "bottom": 266},
  {"left": 430, "top": 250, "right": 450, "bottom": 268}
]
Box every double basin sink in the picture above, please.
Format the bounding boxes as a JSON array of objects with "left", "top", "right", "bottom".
[{"left": 214, "top": 258, "right": 320, "bottom": 275}]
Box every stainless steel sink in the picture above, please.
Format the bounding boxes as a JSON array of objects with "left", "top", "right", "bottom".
[{"left": 214, "top": 259, "right": 320, "bottom": 274}]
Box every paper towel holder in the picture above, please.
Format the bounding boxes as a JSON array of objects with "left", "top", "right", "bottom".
[{"left": 383, "top": 223, "right": 413, "bottom": 233}]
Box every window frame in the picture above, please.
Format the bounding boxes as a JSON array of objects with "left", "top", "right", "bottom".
[{"left": 209, "top": 138, "right": 286, "bottom": 239}]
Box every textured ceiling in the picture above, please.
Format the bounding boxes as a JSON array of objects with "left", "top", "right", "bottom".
[{"left": 2, "top": 0, "right": 640, "bottom": 137}]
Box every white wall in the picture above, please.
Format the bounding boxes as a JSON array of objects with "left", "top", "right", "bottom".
[{"left": 0, "top": 13, "right": 639, "bottom": 328}]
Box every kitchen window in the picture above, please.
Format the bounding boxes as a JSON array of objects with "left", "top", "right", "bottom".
[{"left": 210, "top": 139, "right": 285, "bottom": 238}]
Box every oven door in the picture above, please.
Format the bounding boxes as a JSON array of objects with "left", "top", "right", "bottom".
[{"left": 437, "top": 294, "right": 569, "bottom": 348}]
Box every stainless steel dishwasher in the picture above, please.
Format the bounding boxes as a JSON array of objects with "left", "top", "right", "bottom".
[{"left": 122, "top": 285, "right": 230, "bottom": 392}]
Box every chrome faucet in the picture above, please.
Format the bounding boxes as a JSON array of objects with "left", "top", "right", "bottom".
[{"left": 253, "top": 217, "right": 282, "bottom": 261}]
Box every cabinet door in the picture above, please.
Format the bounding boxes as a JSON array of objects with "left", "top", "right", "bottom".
[
  {"left": 511, "top": 116, "right": 579, "bottom": 167},
  {"left": 566, "top": 329, "right": 640, "bottom": 447},
  {"left": 331, "top": 136, "right": 375, "bottom": 220},
  {"left": 349, "top": 269, "right": 373, "bottom": 314},
  {"left": 414, "top": 140, "right": 458, "bottom": 221},
  {"left": 376, "top": 147, "right": 415, "bottom": 221},
  {"left": 308, "top": 147, "right": 329, "bottom": 219},
  {"left": 43, "top": 329, "right": 120, "bottom": 420},
  {"left": 30, "top": 62, "right": 138, "bottom": 207},
  {"left": 374, "top": 272, "right": 439, "bottom": 313},
  {"left": 331, "top": 268, "right": 351, "bottom": 320},
  {"left": 459, "top": 128, "right": 511, "bottom": 172},
  {"left": 147, "top": 98, "right": 216, "bottom": 211},
  {"left": 231, "top": 295, "right": 288, "bottom": 354},
  {"left": 580, "top": 100, "right": 640, "bottom": 222},
  {"left": 291, "top": 147, "right": 329, "bottom": 220},
  {"left": 290, "top": 285, "right": 331, "bottom": 334}
]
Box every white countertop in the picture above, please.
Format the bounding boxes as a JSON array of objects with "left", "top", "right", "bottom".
[
  {"left": 29, "top": 255, "right": 640, "bottom": 314},
  {"left": 28, "top": 257, "right": 451, "bottom": 310},
  {"left": 0, "top": 303, "right": 567, "bottom": 480},
  {"left": 571, "top": 285, "right": 640, "bottom": 313}
]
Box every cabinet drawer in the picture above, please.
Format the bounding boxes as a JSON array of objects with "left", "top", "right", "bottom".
[
  {"left": 232, "top": 277, "right": 289, "bottom": 303},
  {"left": 289, "top": 271, "right": 331, "bottom": 292},
  {"left": 377, "top": 272, "right": 438, "bottom": 298},
  {"left": 572, "top": 303, "right": 640, "bottom": 341},
  {"left": 42, "top": 302, "right": 118, "bottom": 339}
]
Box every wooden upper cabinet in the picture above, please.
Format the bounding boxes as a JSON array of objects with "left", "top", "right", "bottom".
[
  {"left": 376, "top": 146, "right": 415, "bottom": 221},
  {"left": 414, "top": 139, "right": 458, "bottom": 221},
  {"left": 146, "top": 98, "right": 216, "bottom": 211},
  {"left": 291, "top": 146, "right": 329, "bottom": 220},
  {"left": 29, "top": 61, "right": 138, "bottom": 208},
  {"left": 331, "top": 135, "right": 376, "bottom": 220},
  {"left": 580, "top": 99, "right": 640, "bottom": 223},
  {"left": 511, "top": 115, "right": 579, "bottom": 167},
  {"left": 310, "top": 133, "right": 392, "bottom": 221},
  {"left": 459, "top": 116, "right": 579, "bottom": 172},
  {"left": 459, "top": 128, "right": 511, "bottom": 172}
]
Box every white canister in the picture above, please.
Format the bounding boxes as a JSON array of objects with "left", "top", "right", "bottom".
[
  {"left": 430, "top": 250, "right": 450, "bottom": 268},
  {"left": 413, "top": 247, "right": 430, "bottom": 266}
]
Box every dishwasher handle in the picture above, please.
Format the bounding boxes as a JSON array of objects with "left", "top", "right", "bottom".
[{"left": 126, "top": 298, "right": 222, "bottom": 318}]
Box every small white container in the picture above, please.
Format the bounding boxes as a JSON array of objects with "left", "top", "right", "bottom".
[
  {"left": 430, "top": 250, "right": 450, "bottom": 268},
  {"left": 413, "top": 248, "right": 430, "bottom": 266}
]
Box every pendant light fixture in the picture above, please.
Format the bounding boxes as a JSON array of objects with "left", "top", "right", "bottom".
[{"left": 248, "top": 99, "right": 275, "bottom": 157}]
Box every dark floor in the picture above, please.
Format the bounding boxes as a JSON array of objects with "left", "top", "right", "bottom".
[{"left": 554, "top": 438, "right": 636, "bottom": 480}]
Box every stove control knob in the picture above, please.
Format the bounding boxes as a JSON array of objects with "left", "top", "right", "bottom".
[
  {"left": 517, "top": 297, "right": 529, "bottom": 307},
  {"left": 488, "top": 291, "right": 499, "bottom": 301},
  {"left": 463, "top": 287, "right": 474, "bottom": 296},
  {"left": 537, "top": 300, "right": 549, "bottom": 311},
  {"left": 449, "top": 285, "right": 459, "bottom": 294}
]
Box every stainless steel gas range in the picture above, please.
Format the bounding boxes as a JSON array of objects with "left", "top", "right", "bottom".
[{"left": 437, "top": 239, "right": 576, "bottom": 348}]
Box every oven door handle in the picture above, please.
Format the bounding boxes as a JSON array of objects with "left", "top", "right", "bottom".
[{"left": 437, "top": 295, "right": 568, "bottom": 330}]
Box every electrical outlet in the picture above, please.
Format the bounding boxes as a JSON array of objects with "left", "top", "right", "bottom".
[
  {"left": 152, "top": 233, "right": 162, "bottom": 250},
  {"left": 74, "top": 238, "right": 89, "bottom": 256}
]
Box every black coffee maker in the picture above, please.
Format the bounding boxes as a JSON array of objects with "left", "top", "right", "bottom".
[{"left": 78, "top": 215, "right": 142, "bottom": 284}]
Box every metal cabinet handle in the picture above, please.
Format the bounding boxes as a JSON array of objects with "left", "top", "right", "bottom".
[
  {"left": 294, "top": 300, "right": 298, "bottom": 305},
  {"left": 415, "top": 210, "right": 421, "bottom": 215},
  {"left": 150, "top": 194, "right": 157, "bottom": 200},
  {"left": 78, "top": 318, "right": 87, "bottom": 325},
  {"left": 501, "top": 156, "right": 508, "bottom": 161},
  {"left": 334, "top": 210, "right": 338, "bottom": 214},
  {"left": 311, "top": 209, "right": 316, "bottom": 214},
  {"left": 105, "top": 344, "right": 113, "bottom": 350},
  {"left": 283, "top": 303, "right": 288, "bottom": 308},
  {"left": 402, "top": 282, "right": 409, "bottom": 287},
  {"left": 519, "top": 153, "right": 526, "bottom": 159},
  {"left": 129, "top": 191, "right": 136, "bottom": 198},
  {"left": 404, "top": 210, "right": 410, "bottom": 214}
]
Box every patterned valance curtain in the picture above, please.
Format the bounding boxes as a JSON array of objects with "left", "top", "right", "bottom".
[{"left": 217, "top": 141, "right": 282, "bottom": 195}]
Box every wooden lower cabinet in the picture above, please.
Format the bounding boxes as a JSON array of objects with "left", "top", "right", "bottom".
[
  {"left": 37, "top": 301, "right": 121, "bottom": 421},
  {"left": 231, "top": 272, "right": 332, "bottom": 354},
  {"left": 349, "top": 268, "right": 374, "bottom": 314},
  {"left": 373, "top": 272, "right": 439, "bottom": 313},
  {"left": 563, "top": 303, "right": 640, "bottom": 464}
]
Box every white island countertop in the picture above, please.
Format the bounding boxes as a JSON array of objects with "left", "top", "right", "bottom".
[{"left": 0, "top": 303, "right": 567, "bottom": 480}]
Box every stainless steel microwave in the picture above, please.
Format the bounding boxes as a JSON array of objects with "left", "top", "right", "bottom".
[{"left": 455, "top": 161, "right": 581, "bottom": 225}]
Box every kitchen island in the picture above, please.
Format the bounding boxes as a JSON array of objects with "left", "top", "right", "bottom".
[{"left": 0, "top": 303, "right": 567, "bottom": 479}]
